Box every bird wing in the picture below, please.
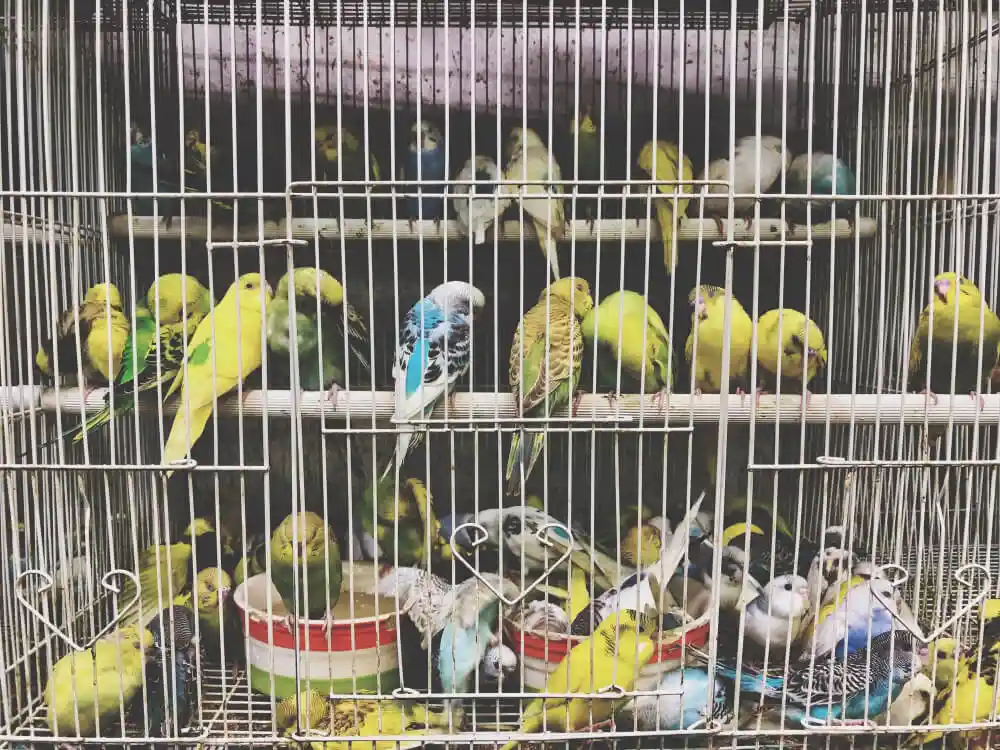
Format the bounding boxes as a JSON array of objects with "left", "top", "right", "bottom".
[
  {"left": 118, "top": 308, "right": 158, "bottom": 387},
  {"left": 507, "top": 145, "right": 565, "bottom": 229},
  {"left": 511, "top": 297, "right": 582, "bottom": 415}
]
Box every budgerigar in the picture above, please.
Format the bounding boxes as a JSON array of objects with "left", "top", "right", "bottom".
[
  {"left": 694, "top": 135, "right": 791, "bottom": 233},
  {"left": 619, "top": 667, "right": 734, "bottom": 730},
  {"left": 570, "top": 111, "right": 602, "bottom": 228},
  {"left": 376, "top": 565, "right": 454, "bottom": 649},
  {"left": 907, "top": 272, "right": 1000, "bottom": 404},
  {"left": 476, "top": 505, "right": 628, "bottom": 592},
  {"left": 923, "top": 637, "right": 966, "bottom": 692},
  {"left": 582, "top": 290, "right": 673, "bottom": 398},
  {"left": 620, "top": 505, "right": 667, "bottom": 568},
  {"left": 684, "top": 541, "right": 765, "bottom": 614},
  {"left": 499, "top": 609, "right": 657, "bottom": 750},
  {"left": 145, "top": 605, "right": 199, "bottom": 737},
  {"left": 482, "top": 642, "right": 518, "bottom": 681},
  {"left": 36, "top": 282, "right": 130, "bottom": 388},
  {"left": 637, "top": 140, "right": 694, "bottom": 274},
  {"left": 506, "top": 277, "right": 593, "bottom": 495},
  {"left": 716, "top": 630, "right": 922, "bottom": 726},
  {"left": 44, "top": 625, "right": 153, "bottom": 737},
  {"left": 266, "top": 267, "right": 370, "bottom": 399},
  {"left": 786, "top": 151, "right": 857, "bottom": 230},
  {"left": 722, "top": 522, "right": 847, "bottom": 589},
  {"left": 504, "top": 127, "right": 566, "bottom": 280},
  {"left": 162, "top": 273, "right": 273, "bottom": 476},
  {"left": 358, "top": 475, "right": 450, "bottom": 566},
  {"left": 270, "top": 511, "right": 343, "bottom": 633},
  {"left": 908, "top": 600, "right": 1000, "bottom": 748},
  {"left": 885, "top": 672, "right": 934, "bottom": 728},
  {"left": 402, "top": 119, "right": 446, "bottom": 222},
  {"left": 452, "top": 155, "right": 511, "bottom": 244},
  {"left": 437, "top": 574, "right": 520, "bottom": 727},
  {"left": 743, "top": 574, "right": 810, "bottom": 651},
  {"left": 569, "top": 571, "right": 660, "bottom": 636},
  {"left": 755, "top": 308, "right": 827, "bottom": 396},
  {"left": 798, "top": 575, "right": 900, "bottom": 663},
  {"left": 175, "top": 567, "right": 233, "bottom": 664},
  {"left": 384, "top": 281, "right": 485, "bottom": 480},
  {"left": 314, "top": 123, "right": 382, "bottom": 220}
]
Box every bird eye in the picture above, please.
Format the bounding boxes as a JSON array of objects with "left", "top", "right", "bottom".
[{"left": 784, "top": 581, "right": 793, "bottom": 591}]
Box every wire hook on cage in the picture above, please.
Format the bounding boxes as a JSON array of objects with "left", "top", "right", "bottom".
[
  {"left": 15, "top": 568, "right": 140, "bottom": 651},
  {"left": 871, "top": 562, "right": 991, "bottom": 644},
  {"left": 450, "top": 521, "right": 575, "bottom": 607}
]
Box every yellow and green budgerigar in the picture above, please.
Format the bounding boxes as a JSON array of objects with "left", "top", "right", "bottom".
[
  {"left": 121, "top": 517, "right": 222, "bottom": 622},
  {"left": 161, "top": 273, "right": 273, "bottom": 476},
  {"left": 57, "top": 274, "right": 213, "bottom": 445},
  {"left": 637, "top": 140, "right": 694, "bottom": 274},
  {"left": 506, "top": 277, "right": 594, "bottom": 497},
  {"left": 923, "top": 636, "right": 966, "bottom": 693},
  {"left": 620, "top": 504, "right": 665, "bottom": 568},
  {"left": 266, "top": 267, "right": 370, "bottom": 396},
  {"left": 754, "top": 307, "right": 827, "bottom": 394},
  {"left": 907, "top": 600, "right": 1000, "bottom": 749},
  {"left": 270, "top": 511, "right": 343, "bottom": 632},
  {"left": 908, "top": 272, "right": 1000, "bottom": 399},
  {"left": 499, "top": 609, "right": 657, "bottom": 750},
  {"left": 174, "top": 566, "right": 235, "bottom": 664},
  {"left": 359, "top": 474, "right": 450, "bottom": 566},
  {"left": 35, "top": 282, "right": 130, "bottom": 387},
  {"left": 45, "top": 624, "right": 154, "bottom": 737},
  {"left": 581, "top": 290, "right": 673, "bottom": 397}
]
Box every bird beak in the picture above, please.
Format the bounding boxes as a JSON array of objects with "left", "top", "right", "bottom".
[
  {"left": 219, "top": 587, "right": 232, "bottom": 605},
  {"left": 807, "top": 348, "right": 822, "bottom": 363},
  {"left": 934, "top": 279, "right": 950, "bottom": 304}
]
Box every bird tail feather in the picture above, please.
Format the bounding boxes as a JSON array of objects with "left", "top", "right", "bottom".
[
  {"left": 656, "top": 201, "right": 676, "bottom": 273},
  {"left": 505, "top": 429, "right": 544, "bottom": 496},
  {"left": 715, "top": 661, "right": 781, "bottom": 698},
  {"left": 162, "top": 399, "right": 213, "bottom": 476},
  {"left": 532, "top": 219, "right": 561, "bottom": 280}
]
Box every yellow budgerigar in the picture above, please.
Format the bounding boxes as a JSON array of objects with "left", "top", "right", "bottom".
[
  {"left": 637, "top": 140, "right": 694, "bottom": 274},
  {"left": 45, "top": 625, "right": 154, "bottom": 737},
  {"left": 162, "top": 273, "right": 273, "bottom": 476},
  {"left": 36, "top": 282, "right": 130, "bottom": 387},
  {"left": 500, "top": 609, "right": 657, "bottom": 750},
  {"left": 686, "top": 284, "right": 754, "bottom": 395},
  {"left": 754, "top": 307, "right": 827, "bottom": 395}
]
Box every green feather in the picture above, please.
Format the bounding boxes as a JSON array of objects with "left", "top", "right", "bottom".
[{"left": 118, "top": 306, "right": 157, "bottom": 386}]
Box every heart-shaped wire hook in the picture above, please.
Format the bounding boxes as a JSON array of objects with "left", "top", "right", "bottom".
[
  {"left": 871, "top": 562, "right": 991, "bottom": 645},
  {"left": 451, "top": 520, "right": 575, "bottom": 608},
  {"left": 16, "top": 568, "right": 140, "bottom": 652}
]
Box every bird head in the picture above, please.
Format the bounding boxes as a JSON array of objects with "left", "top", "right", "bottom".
[
  {"left": 595, "top": 610, "right": 656, "bottom": 664},
  {"left": 506, "top": 127, "right": 543, "bottom": 160},
  {"left": 315, "top": 125, "right": 359, "bottom": 162},
  {"left": 410, "top": 120, "right": 443, "bottom": 153},
  {"left": 146, "top": 273, "right": 213, "bottom": 325},
  {"left": 929, "top": 272, "right": 986, "bottom": 328},
  {"left": 762, "top": 574, "right": 810, "bottom": 619},
  {"left": 429, "top": 281, "right": 486, "bottom": 317},
  {"left": 886, "top": 630, "right": 925, "bottom": 675},
  {"left": 571, "top": 112, "right": 597, "bottom": 136},
  {"left": 542, "top": 277, "right": 594, "bottom": 319},
  {"left": 272, "top": 511, "right": 331, "bottom": 564},
  {"left": 85, "top": 282, "right": 124, "bottom": 311},
  {"left": 785, "top": 317, "right": 827, "bottom": 378},
  {"left": 688, "top": 284, "right": 727, "bottom": 323},
  {"left": 183, "top": 517, "right": 216, "bottom": 539},
  {"left": 227, "top": 273, "right": 274, "bottom": 308},
  {"left": 278, "top": 267, "right": 346, "bottom": 309}
]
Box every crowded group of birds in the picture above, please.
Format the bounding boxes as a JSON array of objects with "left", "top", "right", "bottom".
[{"left": 26, "top": 111, "right": 1000, "bottom": 750}]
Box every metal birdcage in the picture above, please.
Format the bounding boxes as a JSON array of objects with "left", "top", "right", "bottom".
[{"left": 1, "top": 0, "right": 999, "bottom": 748}]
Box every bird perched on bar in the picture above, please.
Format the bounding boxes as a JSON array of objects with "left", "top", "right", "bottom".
[
  {"left": 499, "top": 609, "right": 657, "bottom": 750},
  {"left": 569, "top": 111, "right": 603, "bottom": 229},
  {"left": 357, "top": 475, "right": 450, "bottom": 567},
  {"left": 636, "top": 140, "right": 693, "bottom": 275},
  {"left": 36, "top": 282, "right": 130, "bottom": 390},
  {"left": 506, "top": 277, "right": 593, "bottom": 496},
  {"left": 754, "top": 308, "right": 827, "bottom": 397},
  {"left": 269, "top": 510, "right": 343, "bottom": 634},
  {"left": 908, "top": 272, "right": 1000, "bottom": 410},
  {"left": 384, "top": 281, "right": 484, "bottom": 481},
  {"left": 581, "top": 289, "right": 674, "bottom": 401},
  {"left": 743, "top": 574, "right": 811, "bottom": 651},
  {"left": 786, "top": 150, "right": 858, "bottom": 231},
  {"left": 161, "top": 273, "right": 272, "bottom": 477},
  {"left": 713, "top": 630, "right": 923, "bottom": 726},
  {"left": 145, "top": 605, "right": 200, "bottom": 737},
  {"left": 693, "top": 134, "right": 792, "bottom": 234},
  {"left": 452, "top": 155, "right": 511, "bottom": 245},
  {"left": 402, "top": 118, "right": 447, "bottom": 223},
  {"left": 619, "top": 666, "right": 734, "bottom": 730},
  {"left": 44, "top": 624, "right": 154, "bottom": 737},
  {"left": 266, "top": 267, "right": 370, "bottom": 402},
  {"left": 314, "top": 123, "right": 383, "bottom": 220},
  {"left": 504, "top": 126, "right": 566, "bottom": 280}
]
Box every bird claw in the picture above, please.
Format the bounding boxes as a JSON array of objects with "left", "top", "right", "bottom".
[
  {"left": 586, "top": 216, "right": 596, "bottom": 235},
  {"left": 602, "top": 391, "right": 620, "bottom": 407},
  {"left": 920, "top": 388, "right": 939, "bottom": 406},
  {"left": 755, "top": 387, "right": 769, "bottom": 408},
  {"left": 713, "top": 217, "right": 726, "bottom": 237},
  {"left": 970, "top": 391, "right": 985, "bottom": 411},
  {"left": 736, "top": 387, "right": 748, "bottom": 405},
  {"left": 325, "top": 382, "right": 341, "bottom": 408},
  {"left": 653, "top": 389, "right": 668, "bottom": 412},
  {"left": 571, "top": 390, "right": 584, "bottom": 416},
  {"left": 583, "top": 718, "right": 616, "bottom": 733},
  {"left": 321, "top": 613, "right": 336, "bottom": 640},
  {"left": 742, "top": 215, "right": 755, "bottom": 232}
]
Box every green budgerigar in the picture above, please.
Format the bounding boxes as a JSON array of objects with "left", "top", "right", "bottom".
[
  {"left": 270, "top": 511, "right": 343, "bottom": 634},
  {"left": 315, "top": 123, "right": 382, "bottom": 219},
  {"left": 582, "top": 289, "right": 673, "bottom": 398},
  {"left": 266, "top": 267, "right": 370, "bottom": 399},
  {"left": 45, "top": 625, "right": 153, "bottom": 737},
  {"left": 570, "top": 111, "right": 602, "bottom": 229},
  {"left": 175, "top": 566, "right": 237, "bottom": 664},
  {"left": 359, "top": 474, "right": 451, "bottom": 566},
  {"left": 506, "top": 277, "right": 594, "bottom": 496}
]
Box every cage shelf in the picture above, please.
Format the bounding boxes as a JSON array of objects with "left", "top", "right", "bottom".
[
  {"left": 108, "top": 216, "right": 875, "bottom": 245},
  {"left": 6, "top": 387, "right": 1000, "bottom": 426}
]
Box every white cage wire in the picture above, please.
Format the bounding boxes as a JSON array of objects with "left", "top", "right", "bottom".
[{"left": 1, "top": 0, "right": 999, "bottom": 748}]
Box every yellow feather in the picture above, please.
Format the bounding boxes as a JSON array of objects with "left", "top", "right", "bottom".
[
  {"left": 637, "top": 140, "right": 694, "bottom": 274},
  {"left": 162, "top": 273, "right": 272, "bottom": 475},
  {"left": 755, "top": 308, "right": 827, "bottom": 389},
  {"left": 798, "top": 575, "right": 865, "bottom": 644},
  {"left": 686, "top": 285, "right": 754, "bottom": 393},
  {"left": 565, "top": 565, "right": 591, "bottom": 621},
  {"left": 721, "top": 522, "right": 763, "bottom": 548}
]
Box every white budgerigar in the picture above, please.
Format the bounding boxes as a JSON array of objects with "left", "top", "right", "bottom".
[
  {"left": 452, "top": 156, "right": 512, "bottom": 244},
  {"left": 799, "top": 575, "right": 901, "bottom": 662},
  {"left": 743, "top": 574, "right": 811, "bottom": 650}
]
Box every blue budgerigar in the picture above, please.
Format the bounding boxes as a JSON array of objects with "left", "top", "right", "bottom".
[
  {"left": 403, "top": 119, "right": 447, "bottom": 221},
  {"left": 620, "top": 667, "right": 733, "bottom": 730},
  {"left": 145, "top": 605, "right": 199, "bottom": 737},
  {"left": 716, "top": 630, "right": 922, "bottom": 726},
  {"left": 383, "top": 282, "right": 485, "bottom": 480},
  {"left": 786, "top": 151, "right": 857, "bottom": 230}
]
